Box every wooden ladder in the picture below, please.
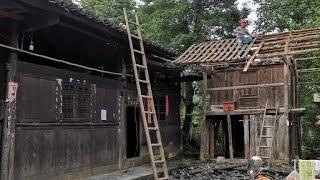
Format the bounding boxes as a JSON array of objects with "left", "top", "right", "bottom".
[
  {"left": 257, "top": 100, "right": 280, "bottom": 160},
  {"left": 123, "top": 8, "right": 169, "bottom": 180}
]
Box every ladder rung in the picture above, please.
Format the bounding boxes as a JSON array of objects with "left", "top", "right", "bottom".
[
  {"left": 151, "top": 143, "right": 162, "bottom": 147},
  {"left": 141, "top": 95, "right": 152, "bottom": 99},
  {"left": 261, "top": 135, "right": 273, "bottom": 138},
  {"left": 264, "top": 126, "right": 274, "bottom": 128},
  {"left": 145, "top": 111, "right": 155, "bottom": 114},
  {"left": 148, "top": 127, "right": 158, "bottom": 130},
  {"left": 158, "top": 177, "right": 168, "bottom": 180},
  {"left": 129, "top": 20, "right": 139, "bottom": 26},
  {"left": 131, "top": 34, "right": 142, "bottom": 40},
  {"left": 154, "top": 160, "right": 165, "bottom": 164},
  {"left": 133, "top": 49, "right": 145, "bottom": 55},
  {"left": 139, "top": 79, "right": 150, "bottom": 84},
  {"left": 136, "top": 64, "right": 146, "bottom": 69}
]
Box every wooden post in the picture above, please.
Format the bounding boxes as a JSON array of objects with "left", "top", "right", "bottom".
[
  {"left": 209, "top": 120, "right": 215, "bottom": 159},
  {"left": 249, "top": 115, "right": 256, "bottom": 157},
  {"left": 227, "top": 114, "right": 234, "bottom": 159},
  {"left": 1, "top": 22, "right": 19, "bottom": 180},
  {"left": 283, "top": 34, "right": 291, "bottom": 162},
  {"left": 244, "top": 115, "right": 250, "bottom": 159},
  {"left": 200, "top": 66, "right": 209, "bottom": 159}
]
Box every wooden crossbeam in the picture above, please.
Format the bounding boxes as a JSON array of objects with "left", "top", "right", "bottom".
[{"left": 207, "top": 83, "right": 284, "bottom": 91}]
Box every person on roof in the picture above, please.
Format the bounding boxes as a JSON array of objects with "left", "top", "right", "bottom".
[{"left": 234, "top": 19, "right": 252, "bottom": 48}]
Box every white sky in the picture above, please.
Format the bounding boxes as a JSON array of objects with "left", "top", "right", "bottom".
[{"left": 236, "top": 0, "right": 258, "bottom": 32}]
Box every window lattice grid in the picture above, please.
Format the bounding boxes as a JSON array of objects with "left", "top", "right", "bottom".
[{"left": 61, "top": 82, "right": 92, "bottom": 122}]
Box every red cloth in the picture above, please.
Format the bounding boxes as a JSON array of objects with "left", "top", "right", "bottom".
[{"left": 165, "top": 95, "right": 169, "bottom": 117}]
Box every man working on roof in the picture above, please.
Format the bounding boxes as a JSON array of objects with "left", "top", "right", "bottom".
[{"left": 234, "top": 19, "right": 252, "bottom": 48}]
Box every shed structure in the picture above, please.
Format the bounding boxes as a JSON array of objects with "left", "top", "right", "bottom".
[{"left": 174, "top": 28, "right": 320, "bottom": 161}]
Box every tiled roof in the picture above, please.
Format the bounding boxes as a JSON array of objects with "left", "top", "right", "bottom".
[{"left": 47, "top": 0, "right": 178, "bottom": 57}]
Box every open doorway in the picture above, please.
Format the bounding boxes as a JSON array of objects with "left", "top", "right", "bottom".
[
  {"left": 210, "top": 115, "right": 245, "bottom": 158},
  {"left": 231, "top": 115, "right": 245, "bottom": 158},
  {"left": 126, "top": 106, "right": 140, "bottom": 158}
]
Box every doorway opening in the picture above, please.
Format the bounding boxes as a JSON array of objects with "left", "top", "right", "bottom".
[
  {"left": 209, "top": 115, "right": 245, "bottom": 158},
  {"left": 126, "top": 106, "right": 140, "bottom": 158}
]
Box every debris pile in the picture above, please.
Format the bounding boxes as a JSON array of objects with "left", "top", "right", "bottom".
[{"left": 169, "top": 161, "right": 289, "bottom": 180}]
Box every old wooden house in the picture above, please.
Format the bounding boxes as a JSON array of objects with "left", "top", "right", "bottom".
[
  {"left": 0, "top": 0, "right": 181, "bottom": 179},
  {"left": 175, "top": 29, "right": 320, "bottom": 161}
]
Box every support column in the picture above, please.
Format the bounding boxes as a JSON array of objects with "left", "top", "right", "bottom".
[
  {"left": 283, "top": 35, "right": 291, "bottom": 162},
  {"left": 200, "top": 66, "right": 208, "bottom": 159},
  {"left": 227, "top": 114, "right": 234, "bottom": 159},
  {"left": 244, "top": 115, "right": 250, "bottom": 159},
  {"left": 1, "top": 22, "right": 19, "bottom": 180}
]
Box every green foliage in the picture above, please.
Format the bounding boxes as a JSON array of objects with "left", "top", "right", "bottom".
[
  {"left": 138, "top": 0, "right": 249, "bottom": 51},
  {"left": 254, "top": 0, "right": 320, "bottom": 32},
  {"left": 79, "top": 0, "right": 136, "bottom": 24}
]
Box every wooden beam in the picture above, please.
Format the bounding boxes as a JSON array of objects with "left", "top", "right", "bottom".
[
  {"left": 283, "top": 33, "right": 291, "bottom": 162},
  {"left": 227, "top": 114, "right": 234, "bottom": 159},
  {"left": 200, "top": 66, "right": 209, "bottom": 160},
  {"left": 243, "top": 41, "right": 265, "bottom": 72},
  {"left": 295, "top": 56, "right": 320, "bottom": 61},
  {"left": 207, "top": 82, "right": 284, "bottom": 91},
  {"left": 1, "top": 22, "right": 19, "bottom": 180},
  {"left": 244, "top": 115, "right": 250, "bottom": 159},
  {"left": 297, "top": 68, "right": 320, "bottom": 73}
]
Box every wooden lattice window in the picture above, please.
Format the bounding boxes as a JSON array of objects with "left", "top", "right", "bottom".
[{"left": 61, "top": 82, "right": 91, "bottom": 122}]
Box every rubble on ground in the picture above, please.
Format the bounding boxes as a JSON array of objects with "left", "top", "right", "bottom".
[{"left": 169, "top": 161, "right": 290, "bottom": 180}]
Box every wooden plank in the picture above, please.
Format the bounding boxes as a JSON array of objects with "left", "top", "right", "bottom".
[
  {"left": 243, "top": 41, "right": 265, "bottom": 72},
  {"left": 207, "top": 82, "right": 284, "bottom": 91},
  {"left": 244, "top": 115, "right": 250, "bottom": 159},
  {"left": 227, "top": 114, "right": 234, "bottom": 159}
]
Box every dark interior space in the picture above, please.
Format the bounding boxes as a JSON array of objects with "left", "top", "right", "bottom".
[
  {"left": 231, "top": 115, "right": 244, "bottom": 158},
  {"left": 126, "top": 106, "right": 140, "bottom": 158},
  {"left": 211, "top": 115, "right": 244, "bottom": 158}
]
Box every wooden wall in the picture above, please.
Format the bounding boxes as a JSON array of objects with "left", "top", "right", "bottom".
[
  {"left": 13, "top": 61, "right": 181, "bottom": 179},
  {"left": 210, "top": 65, "right": 284, "bottom": 108}
]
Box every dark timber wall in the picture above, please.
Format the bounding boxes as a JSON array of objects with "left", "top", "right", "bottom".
[
  {"left": 13, "top": 61, "right": 181, "bottom": 179},
  {"left": 210, "top": 65, "right": 284, "bottom": 108}
]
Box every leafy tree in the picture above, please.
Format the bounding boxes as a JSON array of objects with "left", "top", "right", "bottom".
[
  {"left": 79, "top": 0, "right": 136, "bottom": 24},
  {"left": 138, "top": 0, "right": 249, "bottom": 51},
  {"left": 254, "top": 0, "right": 320, "bottom": 32}
]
